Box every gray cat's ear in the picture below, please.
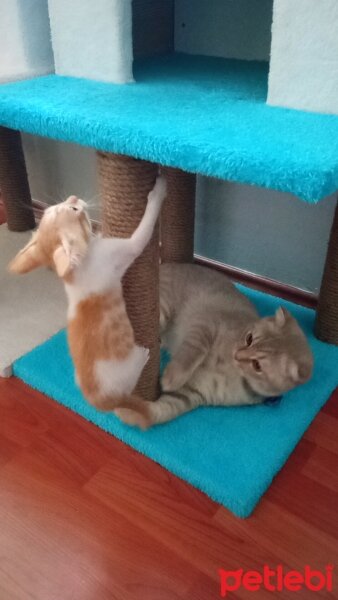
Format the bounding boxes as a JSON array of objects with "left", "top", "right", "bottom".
[
  {"left": 275, "top": 307, "right": 291, "bottom": 327},
  {"left": 8, "top": 232, "right": 42, "bottom": 274}
]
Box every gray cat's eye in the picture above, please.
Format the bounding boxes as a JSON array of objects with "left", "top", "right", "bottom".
[
  {"left": 246, "top": 333, "right": 253, "bottom": 346},
  {"left": 252, "top": 359, "right": 261, "bottom": 372}
]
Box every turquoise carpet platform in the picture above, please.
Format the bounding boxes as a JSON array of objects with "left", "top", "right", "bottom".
[
  {"left": 1, "top": 54, "right": 338, "bottom": 202},
  {"left": 13, "top": 286, "right": 338, "bottom": 518}
]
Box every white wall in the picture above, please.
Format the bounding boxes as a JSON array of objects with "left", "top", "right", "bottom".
[
  {"left": 23, "top": 134, "right": 336, "bottom": 294},
  {"left": 48, "top": 0, "right": 133, "bottom": 83},
  {"left": 0, "top": 0, "right": 54, "bottom": 83},
  {"left": 20, "top": 0, "right": 336, "bottom": 294},
  {"left": 173, "top": 0, "right": 336, "bottom": 293},
  {"left": 22, "top": 134, "right": 100, "bottom": 220},
  {"left": 195, "top": 178, "right": 336, "bottom": 294},
  {"left": 268, "top": 0, "right": 338, "bottom": 114},
  {"left": 175, "top": 0, "right": 273, "bottom": 62}
]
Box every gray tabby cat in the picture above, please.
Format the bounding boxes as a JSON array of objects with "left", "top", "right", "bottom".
[{"left": 115, "top": 264, "right": 313, "bottom": 428}]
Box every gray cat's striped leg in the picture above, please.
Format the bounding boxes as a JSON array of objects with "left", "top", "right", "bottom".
[
  {"left": 159, "top": 294, "right": 173, "bottom": 333},
  {"left": 114, "top": 386, "right": 204, "bottom": 429}
]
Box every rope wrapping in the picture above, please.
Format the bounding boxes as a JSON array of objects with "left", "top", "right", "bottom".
[
  {"left": 97, "top": 152, "right": 160, "bottom": 401},
  {"left": 160, "top": 167, "right": 196, "bottom": 263},
  {"left": 315, "top": 199, "right": 338, "bottom": 345}
]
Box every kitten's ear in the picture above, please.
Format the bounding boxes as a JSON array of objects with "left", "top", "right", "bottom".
[
  {"left": 275, "top": 307, "right": 291, "bottom": 327},
  {"left": 53, "top": 244, "right": 72, "bottom": 278},
  {"left": 53, "top": 233, "right": 86, "bottom": 278},
  {"left": 8, "top": 233, "right": 42, "bottom": 274}
]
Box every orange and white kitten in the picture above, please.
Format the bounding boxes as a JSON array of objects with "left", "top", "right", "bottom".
[{"left": 9, "top": 176, "right": 167, "bottom": 411}]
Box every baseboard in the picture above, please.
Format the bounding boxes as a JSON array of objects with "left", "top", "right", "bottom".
[{"left": 194, "top": 255, "right": 317, "bottom": 309}]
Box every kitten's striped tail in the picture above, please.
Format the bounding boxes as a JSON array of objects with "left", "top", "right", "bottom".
[{"left": 114, "top": 387, "right": 204, "bottom": 429}]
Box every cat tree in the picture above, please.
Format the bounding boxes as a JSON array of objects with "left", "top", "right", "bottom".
[{"left": 0, "top": 0, "right": 338, "bottom": 401}]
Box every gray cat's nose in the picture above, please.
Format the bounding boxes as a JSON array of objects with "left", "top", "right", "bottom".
[
  {"left": 234, "top": 349, "right": 240, "bottom": 361},
  {"left": 234, "top": 347, "right": 249, "bottom": 361}
]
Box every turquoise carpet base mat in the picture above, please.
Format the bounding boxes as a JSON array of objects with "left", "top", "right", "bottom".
[
  {"left": 1, "top": 54, "right": 338, "bottom": 201},
  {"left": 13, "top": 285, "right": 338, "bottom": 518}
]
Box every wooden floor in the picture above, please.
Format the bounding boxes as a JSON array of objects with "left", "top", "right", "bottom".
[
  {"left": 0, "top": 377, "right": 337, "bottom": 599},
  {"left": 1, "top": 207, "right": 337, "bottom": 596}
]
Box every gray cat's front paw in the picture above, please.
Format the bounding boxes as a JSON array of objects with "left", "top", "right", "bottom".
[{"left": 161, "top": 361, "right": 188, "bottom": 391}]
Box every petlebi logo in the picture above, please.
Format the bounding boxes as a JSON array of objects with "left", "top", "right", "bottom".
[{"left": 219, "top": 565, "right": 334, "bottom": 596}]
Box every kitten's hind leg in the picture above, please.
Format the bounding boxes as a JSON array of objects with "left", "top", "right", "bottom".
[{"left": 114, "top": 386, "right": 204, "bottom": 429}]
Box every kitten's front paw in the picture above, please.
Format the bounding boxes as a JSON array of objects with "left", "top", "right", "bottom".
[
  {"left": 161, "top": 361, "right": 188, "bottom": 391},
  {"left": 148, "top": 175, "right": 167, "bottom": 205}
]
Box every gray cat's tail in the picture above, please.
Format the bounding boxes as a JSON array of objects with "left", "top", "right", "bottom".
[{"left": 114, "top": 388, "right": 203, "bottom": 429}]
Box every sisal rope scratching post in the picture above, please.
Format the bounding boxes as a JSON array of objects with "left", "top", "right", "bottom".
[
  {"left": 97, "top": 152, "right": 160, "bottom": 401},
  {"left": 315, "top": 199, "right": 338, "bottom": 345},
  {"left": 160, "top": 167, "right": 196, "bottom": 263},
  {"left": 0, "top": 127, "right": 35, "bottom": 232}
]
